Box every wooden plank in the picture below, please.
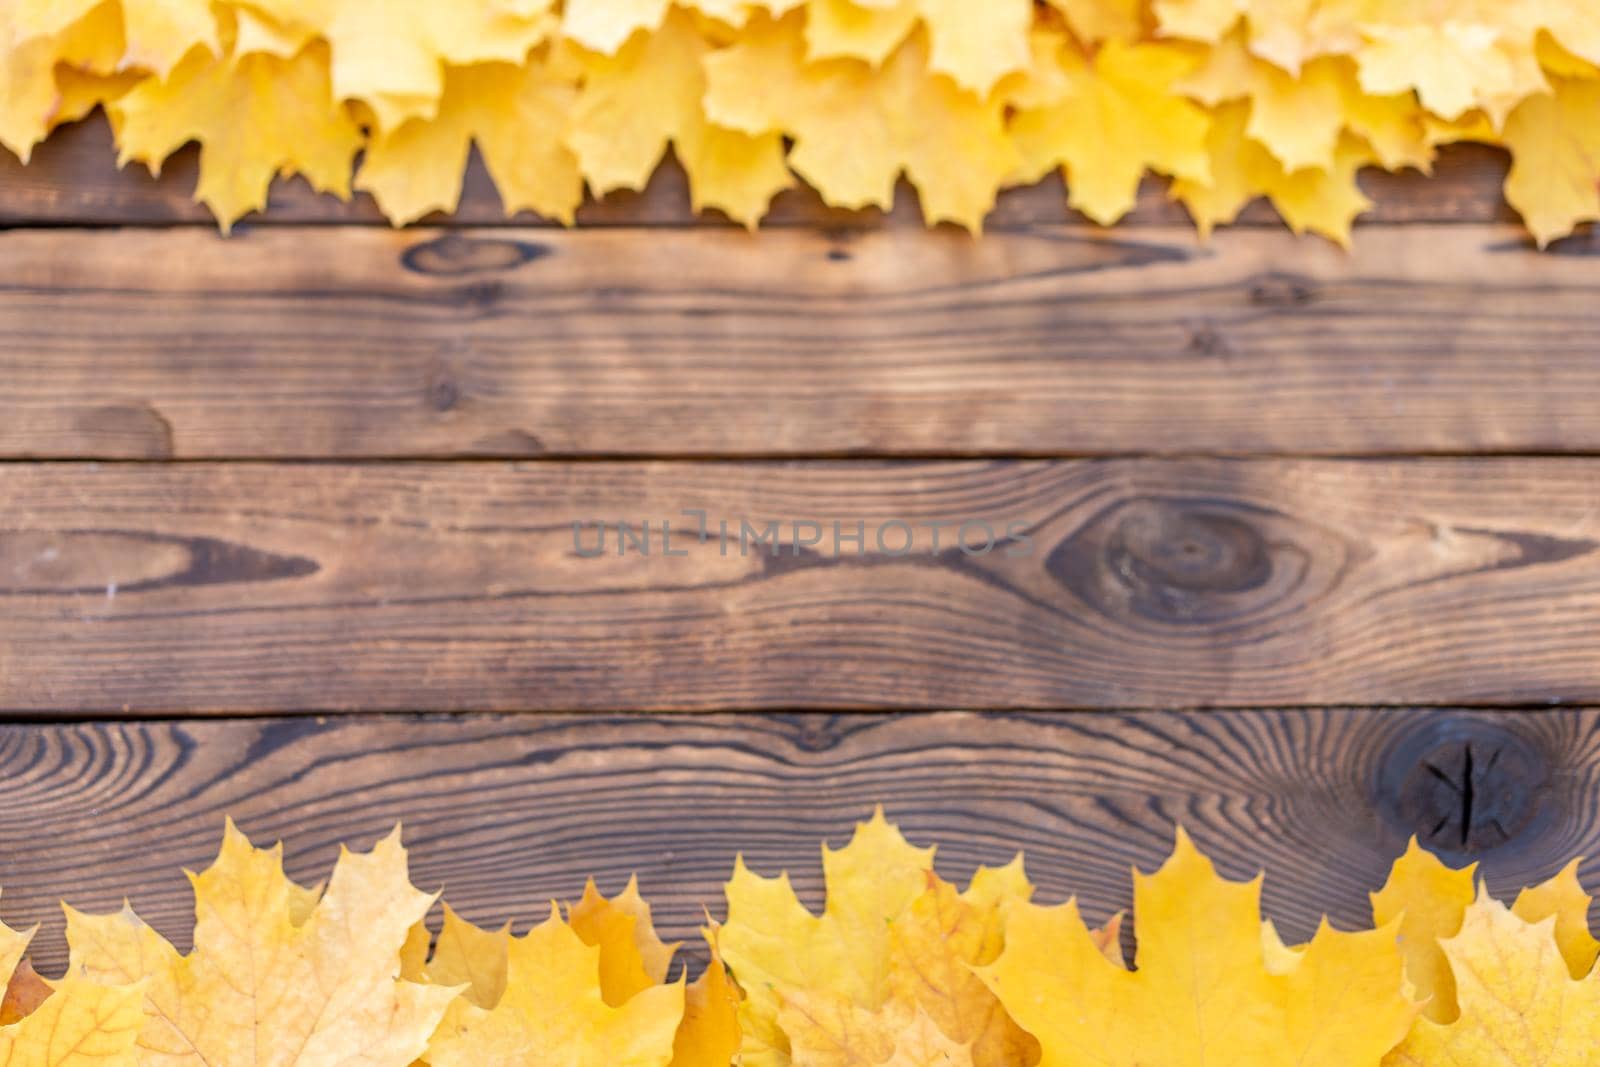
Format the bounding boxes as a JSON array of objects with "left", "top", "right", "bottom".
[
  {"left": 3, "top": 459, "right": 1600, "bottom": 712},
  {"left": 0, "top": 113, "right": 1518, "bottom": 228},
  {"left": 0, "top": 708, "right": 1590, "bottom": 978},
  {"left": 5, "top": 222, "right": 1600, "bottom": 459}
]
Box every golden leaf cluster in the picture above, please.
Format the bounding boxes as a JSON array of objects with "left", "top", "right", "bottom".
[
  {"left": 4, "top": 811, "right": 1600, "bottom": 1065},
  {"left": 4, "top": 0, "right": 1600, "bottom": 243},
  {"left": 3, "top": 809, "right": 1600, "bottom": 1067}
]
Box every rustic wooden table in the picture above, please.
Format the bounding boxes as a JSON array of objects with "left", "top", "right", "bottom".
[{"left": 2, "top": 118, "right": 1598, "bottom": 974}]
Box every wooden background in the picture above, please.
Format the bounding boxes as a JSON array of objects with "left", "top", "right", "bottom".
[{"left": 3, "top": 116, "right": 1599, "bottom": 975}]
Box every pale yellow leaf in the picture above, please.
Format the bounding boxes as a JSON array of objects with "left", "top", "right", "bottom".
[
  {"left": 572, "top": 8, "right": 793, "bottom": 225},
  {"left": 980, "top": 829, "right": 1418, "bottom": 1067},
  {"left": 1502, "top": 73, "right": 1600, "bottom": 245},
  {"left": 710, "top": 12, "right": 1019, "bottom": 227},
  {"left": 111, "top": 40, "right": 362, "bottom": 230},
  {"left": 65, "top": 820, "right": 457, "bottom": 1067},
  {"left": 1513, "top": 859, "right": 1600, "bottom": 978},
  {"left": 357, "top": 55, "right": 583, "bottom": 226},
  {"left": 1010, "top": 34, "right": 1210, "bottom": 225},
  {"left": 1385, "top": 888, "right": 1600, "bottom": 1067},
  {"left": 425, "top": 904, "right": 684, "bottom": 1067},
  {"left": 1370, "top": 838, "right": 1477, "bottom": 1023},
  {"left": 242, "top": 0, "right": 556, "bottom": 129}
]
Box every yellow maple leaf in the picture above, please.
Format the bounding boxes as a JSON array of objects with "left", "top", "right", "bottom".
[
  {"left": 570, "top": 8, "right": 794, "bottom": 226},
  {"left": 0, "top": 2, "right": 126, "bottom": 161},
  {"left": 569, "top": 890, "right": 744, "bottom": 1067},
  {"left": 979, "top": 829, "right": 1419, "bottom": 1067},
  {"left": 915, "top": 0, "right": 1032, "bottom": 96},
  {"left": 1172, "top": 99, "right": 1374, "bottom": 246},
  {"left": 1385, "top": 888, "right": 1600, "bottom": 1066},
  {"left": 106, "top": 0, "right": 216, "bottom": 74},
  {"left": 64, "top": 820, "right": 457, "bottom": 1067},
  {"left": 0, "top": 961, "right": 51, "bottom": 1027},
  {"left": 111, "top": 38, "right": 362, "bottom": 230},
  {"left": 1372, "top": 840, "right": 1600, "bottom": 1022},
  {"left": 1529, "top": 2, "right": 1600, "bottom": 69},
  {"left": 1340, "top": 80, "right": 1433, "bottom": 172},
  {"left": 1312, "top": 0, "right": 1547, "bottom": 126},
  {"left": 230, "top": 5, "right": 317, "bottom": 59},
  {"left": 1153, "top": 0, "right": 1328, "bottom": 73},
  {"left": 1533, "top": 30, "right": 1600, "bottom": 78},
  {"left": 357, "top": 53, "right": 584, "bottom": 226},
  {"left": 567, "top": 0, "right": 804, "bottom": 52},
  {"left": 1044, "top": 0, "right": 1145, "bottom": 46},
  {"left": 720, "top": 810, "right": 933, "bottom": 1066},
  {"left": 404, "top": 879, "right": 734, "bottom": 1066},
  {"left": 805, "top": 0, "right": 920, "bottom": 67},
  {"left": 1176, "top": 34, "right": 1347, "bottom": 171},
  {"left": 1181, "top": 31, "right": 1430, "bottom": 173},
  {"left": 0, "top": 977, "right": 144, "bottom": 1067},
  {"left": 720, "top": 810, "right": 1035, "bottom": 1067},
  {"left": 689, "top": 0, "right": 802, "bottom": 30},
  {"left": 401, "top": 904, "right": 511, "bottom": 1010},
  {"left": 886, "top": 867, "right": 1038, "bottom": 1067},
  {"left": 425, "top": 903, "right": 684, "bottom": 1067},
  {"left": 0, "top": 899, "right": 142, "bottom": 1066},
  {"left": 53, "top": 67, "right": 144, "bottom": 131},
  {"left": 704, "top": 11, "right": 1017, "bottom": 229},
  {"left": 240, "top": 0, "right": 555, "bottom": 130},
  {"left": 779, "top": 996, "right": 976, "bottom": 1067},
  {"left": 1501, "top": 73, "right": 1600, "bottom": 246},
  {"left": 1165, "top": 0, "right": 1558, "bottom": 127},
  {"left": 569, "top": 876, "right": 680, "bottom": 1006},
  {"left": 41, "top": 4, "right": 144, "bottom": 139},
  {"left": 1270, "top": 138, "right": 1380, "bottom": 246},
  {"left": 565, "top": 0, "right": 674, "bottom": 55},
  {"left": 674, "top": 925, "right": 743, "bottom": 1067},
  {"left": 1009, "top": 32, "right": 1210, "bottom": 225},
  {"left": 1370, "top": 838, "right": 1478, "bottom": 1023},
  {"left": 1513, "top": 858, "right": 1600, "bottom": 977},
  {"left": 805, "top": 0, "right": 1032, "bottom": 96},
  {"left": 11, "top": 0, "right": 218, "bottom": 79}
]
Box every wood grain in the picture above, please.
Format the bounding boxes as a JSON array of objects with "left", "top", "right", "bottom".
[
  {"left": 4, "top": 459, "right": 1600, "bottom": 712},
  {"left": 0, "top": 113, "right": 1519, "bottom": 229},
  {"left": 0, "top": 709, "right": 1592, "bottom": 979},
  {"left": 6, "top": 221, "right": 1600, "bottom": 459}
]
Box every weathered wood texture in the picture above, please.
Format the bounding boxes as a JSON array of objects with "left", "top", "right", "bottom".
[
  {"left": 4, "top": 459, "right": 1600, "bottom": 712},
  {"left": 5, "top": 222, "right": 1600, "bottom": 459},
  {"left": 0, "top": 114, "right": 1518, "bottom": 228},
  {"left": 0, "top": 709, "right": 1590, "bottom": 978}
]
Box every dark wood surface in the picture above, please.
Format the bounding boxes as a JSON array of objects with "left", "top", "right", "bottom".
[
  {"left": 4, "top": 459, "right": 1600, "bottom": 712},
  {"left": 2, "top": 112, "right": 1598, "bottom": 972},
  {"left": 0, "top": 709, "right": 1593, "bottom": 978},
  {"left": 6, "top": 219, "right": 1599, "bottom": 460}
]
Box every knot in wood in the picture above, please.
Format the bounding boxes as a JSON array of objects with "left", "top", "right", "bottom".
[
  {"left": 1248, "top": 272, "right": 1318, "bottom": 307},
  {"left": 790, "top": 715, "right": 845, "bottom": 753},
  {"left": 401, "top": 234, "right": 550, "bottom": 276},
  {"left": 1048, "top": 495, "right": 1344, "bottom": 629},
  {"left": 1380, "top": 716, "right": 1547, "bottom": 856},
  {"left": 1107, "top": 503, "right": 1269, "bottom": 598}
]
